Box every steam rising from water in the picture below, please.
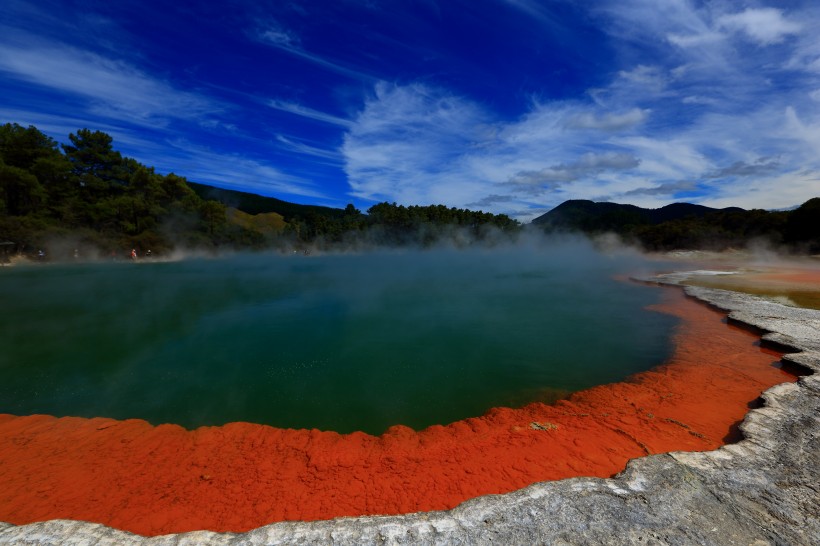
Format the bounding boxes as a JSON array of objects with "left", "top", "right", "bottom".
[{"left": 0, "top": 237, "right": 678, "bottom": 434}]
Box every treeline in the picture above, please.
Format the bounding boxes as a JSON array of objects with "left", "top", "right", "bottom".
[
  {"left": 0, "top": 123, "right": 264, "bottom": 258},
  {"left": 0, "top": 123, "right": 519, "bottom": 259},
  {"left": 186, "top": 181, "right": 519, "bottom": 247},
  {"left": 533, "top": 199, "right": 820, "bottom": 252},
  {"left": 290, "top": 202, "right": 520, "bottom": 247}
]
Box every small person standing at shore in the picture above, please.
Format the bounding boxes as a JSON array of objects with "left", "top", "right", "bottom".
[{"left": 130, "top": 248, "right": 137, "bottom": 260}]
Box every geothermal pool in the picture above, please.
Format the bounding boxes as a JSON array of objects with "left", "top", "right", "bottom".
[{"left": 0, "top": 242, "right": 676, "bottom": 434}]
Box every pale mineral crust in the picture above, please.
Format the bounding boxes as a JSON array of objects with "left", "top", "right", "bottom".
[{"left": 2, "top": 281, "right": 818, "bottom": 545}]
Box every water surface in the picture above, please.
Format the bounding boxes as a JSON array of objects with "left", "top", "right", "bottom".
[{"left": 0, "top": 242, "right": 676, "bottom": 434}]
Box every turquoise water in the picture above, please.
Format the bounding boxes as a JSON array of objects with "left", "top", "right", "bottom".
[{"left": 0, "top": 242, "right": 677, "bottom": 434}]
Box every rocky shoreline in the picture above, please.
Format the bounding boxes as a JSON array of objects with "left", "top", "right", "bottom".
[{"left": 1, "top": 278, "right": 818, "bottom": 545}]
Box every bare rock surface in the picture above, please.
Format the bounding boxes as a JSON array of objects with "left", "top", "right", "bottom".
[{"left": 2, "top": 280, "right": 818, "bottom": 545}]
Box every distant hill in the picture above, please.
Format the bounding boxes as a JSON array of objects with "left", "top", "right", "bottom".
[
  {"left": 532, "top": 198, "right": 820, "bottom": 252},
  {"left": 188, "top": 182, "right": 345, "bottom": 221},
  {"left": 532, "top": 200, "right": 745, "bottom": 231}
]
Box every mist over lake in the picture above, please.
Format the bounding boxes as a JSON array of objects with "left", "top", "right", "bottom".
[{"left": 0, "top": 239, "right": 677, "bottom": 434}]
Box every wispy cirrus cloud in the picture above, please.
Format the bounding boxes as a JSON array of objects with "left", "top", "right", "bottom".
[
  {"left": 501, "top": 0, "right": 566, "bottom": 32},
  {"left": 342, "top": 82, "right": 494, "bottom": 206},
  {"left": 258, "top": 24, "right": 300, "bottom": 48},
  {"left": 275, "top": 134, "right": 343, "bottom": 164},
  {"left": 162, "top": 139, "right": 326, "bottom": 200},
  {"left": 253, "top": 21, "right": 377, "bottom": 82},
  {"left": 0, "top": 31, "right": 220, "bottom": 126},
  {"left": 717, "top": 8, "right": 801, "bottom": 46},
  {"left": 0, "top": 21, "right": 332, "bottom": 201},
  {"left": 268, "top": 100, "right": 353, "bottom": 127},
  {"left": 565, "top": 109, "right": 649, "bottom": 131}
]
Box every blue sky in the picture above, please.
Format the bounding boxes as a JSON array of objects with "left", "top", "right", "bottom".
[{"left": 2, "top": 0, "right": 819, "bottom": 220}]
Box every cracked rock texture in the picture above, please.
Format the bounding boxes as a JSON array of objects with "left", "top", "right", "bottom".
[{"left": 1, "top": 283, "right": 818, "bottom": 545}]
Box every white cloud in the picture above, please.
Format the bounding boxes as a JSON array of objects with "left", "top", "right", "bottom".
[
  {"left": 0, "top": 36, "right": 219, "bottom": 126},
  {"left": 258, "top": 24, "right": 299, "bottom": 48},
  {"left": 617, "top": 136, "right": 709, "bottom": 180},
  {"left": 275, "top": 134, "right": 343, "bottom": 163},
  {"left": 700, "top": 169, "right": 820, "bottom": 210},
  {"left": 342, "top": 83, "right": 492, "bottom": 205},
  {"left": 590, "top": 65, "right": 671, "bottom": 109},
  {"left": 681, "top": 95, "right": 716, "bottom": 105},
  {"left": 718, "top": 8, "right": 801, "bottom": 46},
  {"left": 0, "top": 107, "right": 125, "bottom": 143},
  {"left": 502, "top": 0, "right": 564, "bottom": 31},
  {"left": 667, "top": 31, "right": 723, "bottom": 48},
  {"left": 340, "top": 48, "right": 820, "bottom": 217},
  {"left": 566, "top": 109, "right": 649, "bottom": 131},
  {"left": 593, "top": 0, "right": 711, "bottom": 45},
  {"left": 343, "top": 83, "right": 659, "bottom": 216},
  {"left": 9, "top": 1, "right": 817, "bottom": 216},
  {"left": 508, "top": 153, "right": 641, "bottom": 189},
  {"left": 254, "top": 22, "right": 376, "bottom": 82},
  {"left": 616, "top": 65, "right": 668, "bottom": 93},
  {"left": 623, "top": 180, "right": 698, "bottom": 198},
  {"left": 268, "top": 100, "right": 353, "bottom": 127},
  {"left": 164, "top": 140, "right": 326, "bottom": 200},
  {"left": 784, "top": 106, "right": 820, "bottom": 155},
  {"left": 705, "top": 158, "right": 780, "bottom": 179}
]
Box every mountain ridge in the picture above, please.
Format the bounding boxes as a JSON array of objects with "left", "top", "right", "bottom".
[
  {"left": 532, "top": 199, "right": 747, "bottom": 229},
  {"left": 532, "top": 198, "right": 820, "bottom": 252}
]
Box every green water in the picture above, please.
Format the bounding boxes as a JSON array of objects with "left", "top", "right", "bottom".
[{"left": 0, "top": 242, "right": 677, "bottom": 434}]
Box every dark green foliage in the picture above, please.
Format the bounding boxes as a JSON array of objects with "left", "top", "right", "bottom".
[
  {"left": 0, "top": 122, "right": 522, "bottom": 258},
  {"left": 363, "top": 202, "right": 518, "bottom": 246},
  {"left": 0, "top": 123, "right": 61, "bottom": 170},
  {"left": 783, "top": 198, "right": 820, "bottom": 252},
  {"left": 534, "top": 199, "right": 814, "bottom": 252},
  {"left": 0, "top": 122, "right": 265, "bottom": 256},
  {"left": 0, "top": 161, "right": 46, "bottom": 216}
]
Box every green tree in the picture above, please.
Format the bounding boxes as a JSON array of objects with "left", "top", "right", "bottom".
[
  {"left": 200, "top": 200, "right": 227, "bottom": 236},
  {"left": 784, "top": 198, "right": 820, "bottom": 251},
  {"left": 0, "top": 160, "right": 46, "bottom": 216},
  {"left": 0, "top": 123, "right": 61, "bottom": 170},
  {"left": 29, "top": 154, "right": 77, "bottom": 215},
  {"left": 162, "top": 173, "right": 197, "bottom": 203},
  {"left": 62, "top": 129, "right": 126, "bottom": 196}
]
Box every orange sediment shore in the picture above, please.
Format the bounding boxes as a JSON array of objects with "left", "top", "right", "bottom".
[{"left": 0, "top": 288, "right": 801, "bottom": 537}]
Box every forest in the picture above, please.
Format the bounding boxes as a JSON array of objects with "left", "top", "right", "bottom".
[
  {"left": 0, "top": 123, "right": 518, "bottom": 260},
  {"left": 533, "top": 198, "right": 820, "bottom": 253},
  {"left": 3, "top": 121, "right": 818, "bottom": 261}
]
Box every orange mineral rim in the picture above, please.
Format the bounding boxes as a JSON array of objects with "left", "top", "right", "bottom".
[{"left": 0, "top": 286, "right": 802, "bottom": 536}]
